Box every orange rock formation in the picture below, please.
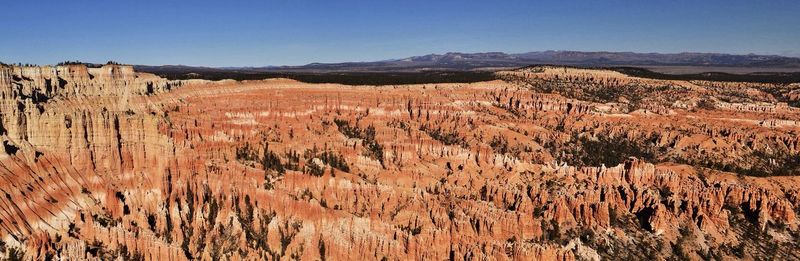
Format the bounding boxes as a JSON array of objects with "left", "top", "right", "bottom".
[{"left": 1, "top": 64, "right": 799, "bottom": 260}]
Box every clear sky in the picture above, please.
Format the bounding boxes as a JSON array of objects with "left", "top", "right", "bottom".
[{"left": 1, "top": 0, "right": 798, "bottom": 67}]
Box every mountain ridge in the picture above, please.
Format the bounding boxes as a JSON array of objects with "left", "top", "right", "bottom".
[
  {"left": 241, "top": 50, "right": 800, "bottom": 72},
  {"left": 7, "top": 50, "right": 800, "bottom": 72}
]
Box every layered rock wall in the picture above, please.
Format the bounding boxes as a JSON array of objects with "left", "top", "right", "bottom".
[{"left": 1, "top": 65, "right": 799, "bottom": 260}]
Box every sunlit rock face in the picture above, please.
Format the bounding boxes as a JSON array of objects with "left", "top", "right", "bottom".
[{"left": 1, "top": 64, "right": 799, "bottom": 260}]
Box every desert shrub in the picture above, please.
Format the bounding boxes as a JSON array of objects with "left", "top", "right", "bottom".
[
  {"left": 552, "top": 134, "right": 659, "bottom": 167},
  {"left": 696, "top": 99, "right": 717, "bottom": 110},
  {"left": 421, "top": 124, "right": 467, "bottom": 148},
  {"left": 489, "top": 135, "right": 510, "bottom": 155},
  {"left": 235, "top": 143, "right": 260, "bottom": 162},
  {"left": 304, "top": 160, "right": 325, "bottom": 177},
  {"left": 333, "top": 119, "right": 384, "bottom": 166},
  {"left": 318, "top": 150, "right": 350, "bottom": 172},
  {"left": 262, "top": 143, "right": 285, "bottom": 175},
  {"left": 284, "top": 150, "right": 302, "bottom": 171}
]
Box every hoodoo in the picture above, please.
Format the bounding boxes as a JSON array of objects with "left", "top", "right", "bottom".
[{"left": 0, "top": 63, "right": 799, "bottom": 260}]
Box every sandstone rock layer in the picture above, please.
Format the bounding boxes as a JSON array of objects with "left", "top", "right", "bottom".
[{"left": 1, "top": 65, "right": 799, "bottom": 260}]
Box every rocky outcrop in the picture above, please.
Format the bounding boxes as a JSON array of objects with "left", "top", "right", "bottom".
[
  {"left": 0, "top": 64, "right": 174, "bottom": 98},
  {"left": 1, "top": 65, "right": 799, "bottom": 260}
]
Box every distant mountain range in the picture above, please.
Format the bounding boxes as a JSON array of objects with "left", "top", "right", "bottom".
[
  {"left": 515, "top": 51, "right": 800, "bottom": 67},
  {"left": 247, "top": 51, "right": 800, "bottom": 72},
  {"left": 132, "top": 51, "right": 800, "bottom": 77}
]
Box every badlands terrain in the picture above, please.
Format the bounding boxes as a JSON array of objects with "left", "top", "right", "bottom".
[{"left": 1, "top": 63, "right": 800, "bottom": 260}]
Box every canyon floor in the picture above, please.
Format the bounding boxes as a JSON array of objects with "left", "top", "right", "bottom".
[{"left": 1, "top": 64, "right": 800, "bottom": 260}]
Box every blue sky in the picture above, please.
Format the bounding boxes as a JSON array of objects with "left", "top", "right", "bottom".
[{"left": 1, "top": 0, "right": 798, "bottom": 66}]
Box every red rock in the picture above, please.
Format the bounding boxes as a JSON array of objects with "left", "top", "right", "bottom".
[{"left": 1, "top": 64, "right": 799, "bottom": 259}]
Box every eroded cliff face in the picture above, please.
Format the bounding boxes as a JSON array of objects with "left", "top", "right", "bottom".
[
  {"left": 1, "top": 64, "right": 799, "bottom": 260},
  {"left": 1, "top": 64, "right": 173, "bottom": 98},
  {"left": 0, "top": 64, "right": 179, "bottom": 160}
]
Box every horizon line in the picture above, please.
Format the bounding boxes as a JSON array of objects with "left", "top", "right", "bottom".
[{"left": 2, "top": 49, "right": 799, "bottom": 68}]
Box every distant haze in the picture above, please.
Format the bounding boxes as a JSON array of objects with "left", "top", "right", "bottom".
[
  {"left": 1, "top": 0, "right": 798, "bottom": 67},
  {"left": 133, "top": 51, "right": 800, "bottom": 73}
]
